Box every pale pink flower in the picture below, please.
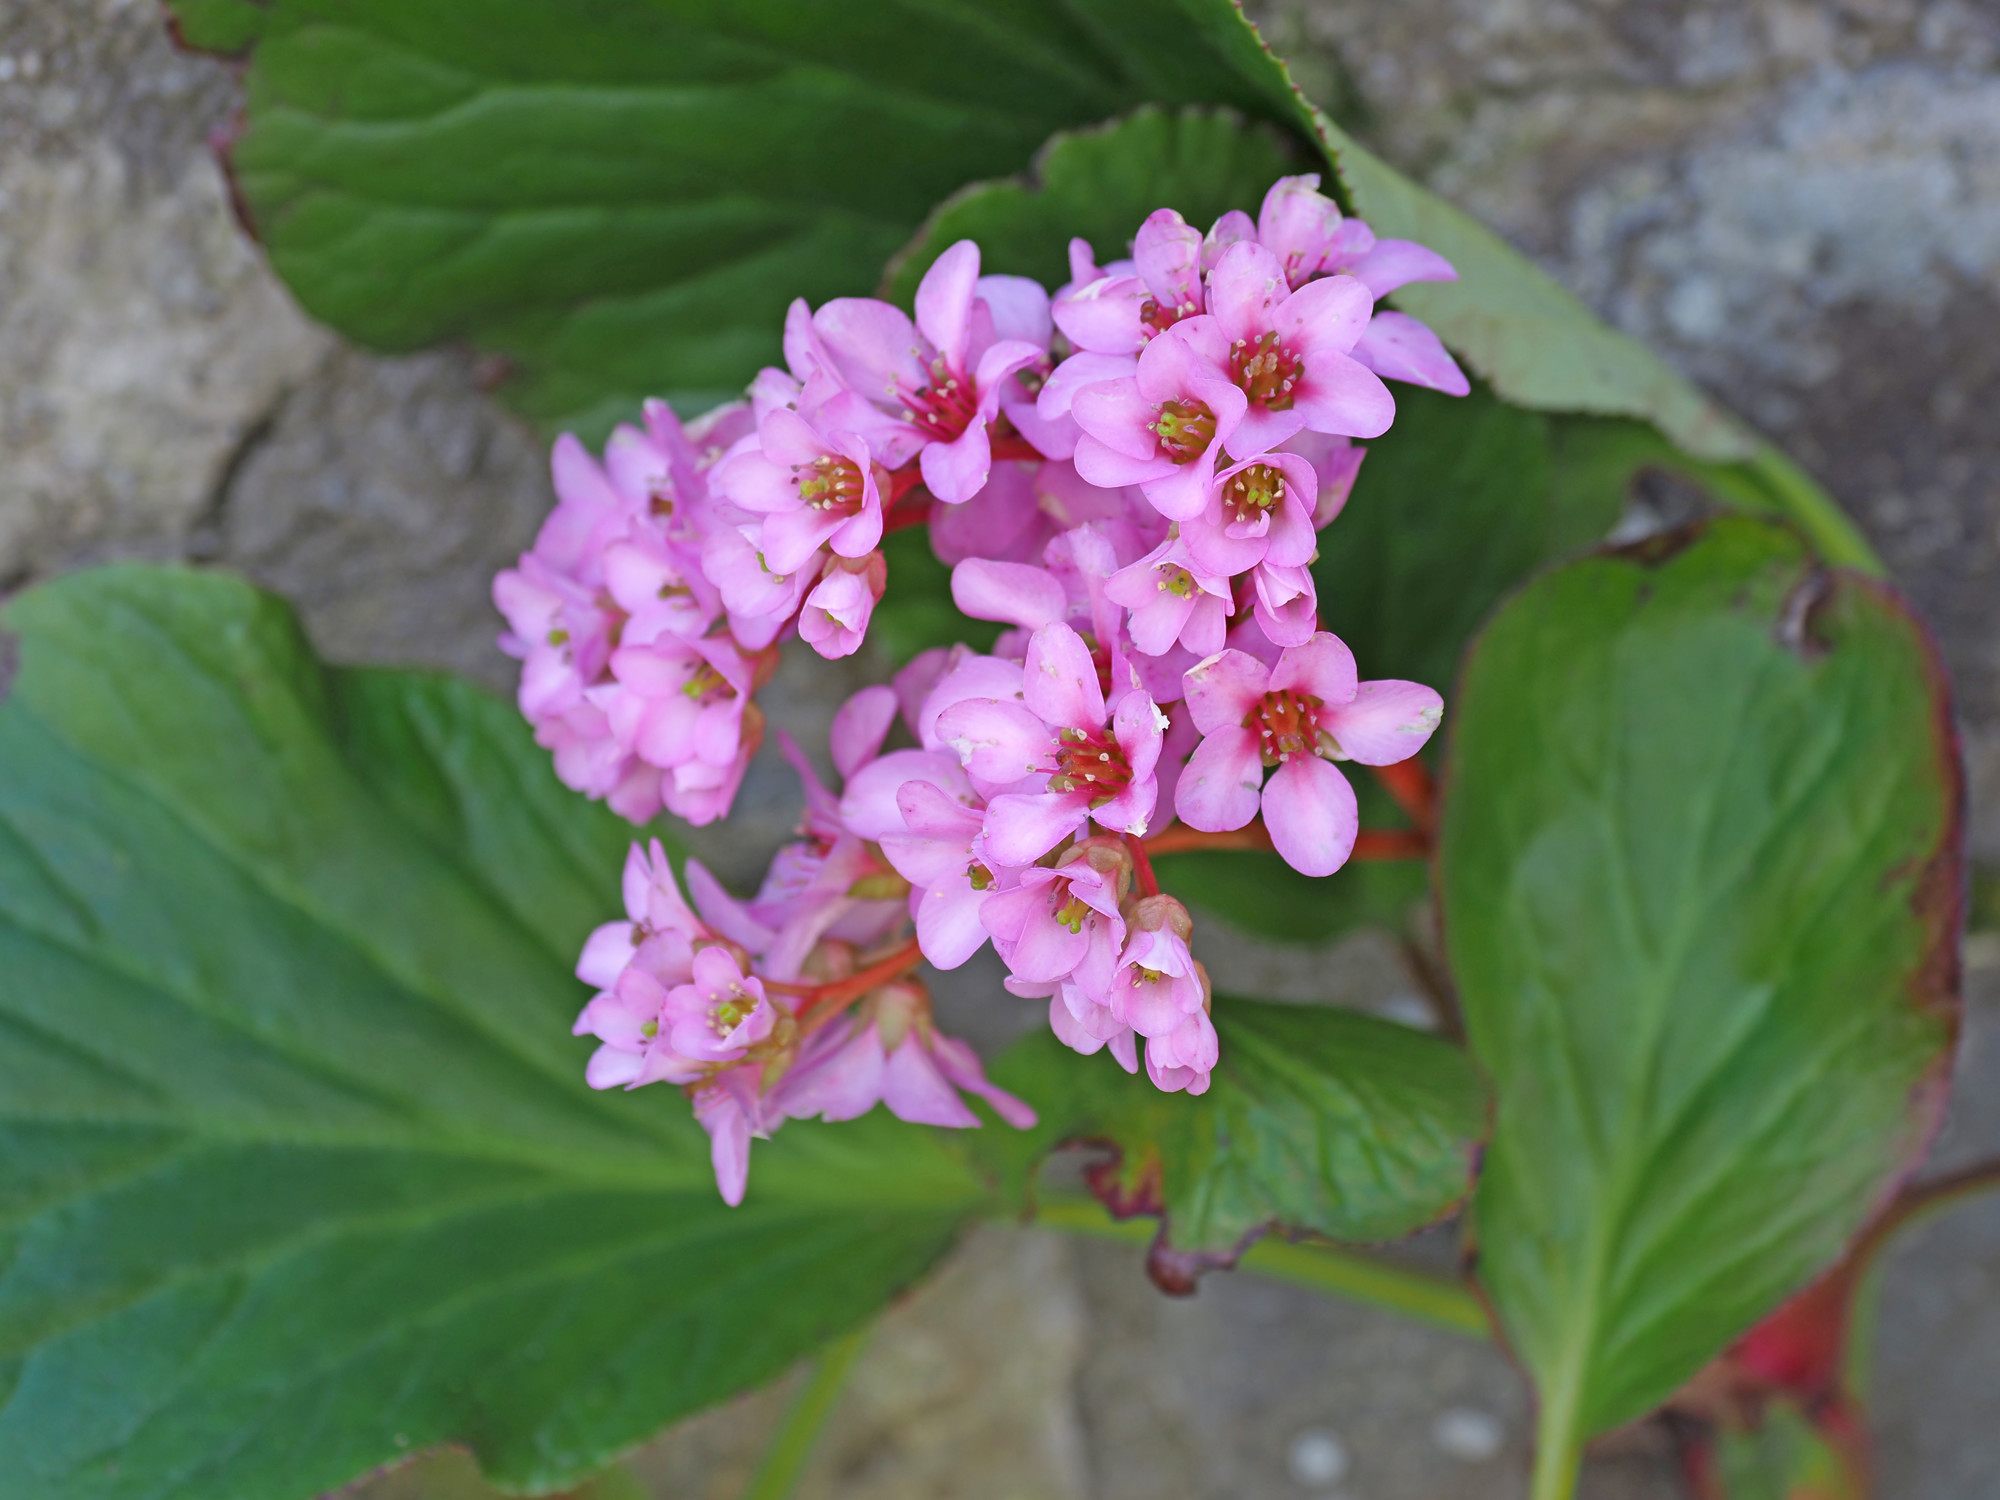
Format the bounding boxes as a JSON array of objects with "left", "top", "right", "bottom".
[
  {"left": 937, "top": 621, "right": 1164, "bottom": 865},
  {"left": 877, "top": 779, "right": 999, "bottom": 969},
  {"left": 692, "top": 1065, "right": 785, "bottom": 1207},
  {"left": 1188, "top": 240, "right": 1394, "bottom": 453},
  {"left": 663, "top": 946, "right": 780, "bottom": 1064},
  {"left": 1070, "top": 322, "right": 1248, "bottom": 521},
  {"left": 1106, "top": 896, "right": 1206, "bottom": 1041},
  {"left": 1103, "top": 532, "right": 1234, "bottom": 659},
  {"left": 798, "top": 550, "right": 886, "bottom": 659},
  {"left": 603, "top": 629, "right": 767, "bottom": 827},
  {"left": 1181, "top": 448, "right": 1320, "bottom": 580},
  {"left": 979, "top": 849, "right": 1129, "bottom": 996},
  {"left": 1144, "top": 1008, "right": 1219, "bottom": 1095},
  {"left": 575, "top": 839, "right": 705, "bottom": 991},
  {"left": 1176, "top": 632, "right": 1443, "bottom": 876},
  {"left": 1050, "top": 208, "right": 1205, "bottom": 355},
  {"left": 709, "top": 406, "right": 886, "bottom": 575},
  {"left": 811, "top": 241, "right": 1049, "bottom": 504},
  {"left": 776, "top": 981, "right": 1036, "bottom": 1130}
]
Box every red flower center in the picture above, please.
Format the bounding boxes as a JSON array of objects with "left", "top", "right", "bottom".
[
  {"left": 1246, "top": 688, "right": 1330, "bottom": 767},
  {"left": 1140, "top": 295, "right": 1198, "bottom": 339},
  {"left": 1230, "top": 331, "right": 1303, "bottom": 410},
  {"left": 901, "top": 358, "right": 982, "bottom": 444},
  {"left": 1151, "top": 399, "right": 1217, "bottom": 463},
  {"left": 1048, "top": 724, "right": 1133, "bottom": 803}
]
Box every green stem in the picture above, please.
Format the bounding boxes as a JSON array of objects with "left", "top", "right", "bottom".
[
  {"left": 739, "top": 1321, "right": 872, "bottom": 1500},
  {"left": 1032, "top": 1197, "right": 1490, "bottom": 1338},
  {"left": 1529, "top": 1384, "right": 1584, "bottom": 1500},
  {"left": 1743, "top": 445, "right": 1884, "bottom": 574}
]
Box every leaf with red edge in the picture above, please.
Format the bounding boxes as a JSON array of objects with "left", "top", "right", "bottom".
[{"left": 983, "top": 997, "right": 1488, "bottom": 1290}]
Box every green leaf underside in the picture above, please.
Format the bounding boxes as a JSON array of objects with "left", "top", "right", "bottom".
[
  {"left": 990, "top": 999, "right": 1487, "bottom": 1257},
  {"left": 883, "top": 104, "right": 1297, "bottom": 304},
  {"left": 1441, "top": 518, "right": 1959, "bottom": 1440},
  {"left": 0, "top": 567, "right": 987, "bottom": 1500}
]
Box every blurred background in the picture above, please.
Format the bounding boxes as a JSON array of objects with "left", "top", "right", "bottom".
[{"left": 3, "top": 1, "right": 1996, "bottom": 1495}]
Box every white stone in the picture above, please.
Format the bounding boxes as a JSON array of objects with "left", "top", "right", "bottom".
[
  {"left": 1286, "top": 1428, "right": 1349, "bottom": 1487},
  {"left": 1432, "top": 1405, "right": 1506, "bottom": 1462}
]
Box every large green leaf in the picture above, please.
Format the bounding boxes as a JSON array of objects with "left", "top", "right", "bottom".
[
  {"left": 883, "top": 103, "right": 1296, "bottom": 303},
  {"left": 990, "top": 998, "right": 1487, "bottom": 1283},
  {"left": 1438, "top": 519, "right": 1960, "bottom": 1478},
  {"left": 0, "top": 566, "right": 990, "bottom": 1500},
  {"left": 168, "top": 0, "right": 1316, "bottom": 439}
]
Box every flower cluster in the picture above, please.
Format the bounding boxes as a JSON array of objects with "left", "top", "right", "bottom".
[{"left": 523, "top": 174, "right": 1457, "bottom": 1203}]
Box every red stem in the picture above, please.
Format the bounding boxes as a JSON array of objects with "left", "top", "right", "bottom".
[
  {"left": 1141, "top": 820, "right": 1428, "bottom": 862},
  {"left": 762, "top": 937, "right": 925, "bottom": 1015},
  {"left": 1125, "top": 833, "right": 1161, "bottom": 897},
  {"left": 1370, "top": 757, "right": 1437, "bottom": 834}
]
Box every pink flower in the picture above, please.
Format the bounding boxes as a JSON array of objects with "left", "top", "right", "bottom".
[
  {"left": 693, "top": 1065, "right": 785, "bottom": 1207},
  {"left": 1105, "top": 896, "right": 1206, "bottom": 1041},
  {"left": 775, "top": 980, "right": 1036, "bottom": 1130},
  {"left": 937, "top": 622, "right": 1165, "bottom": 865},
  {"left": 603, "top": 629, "right": 768, "bottom": 827},
  {"left": 811, "top": 241, "right": 1048, "bottom": 504},
  {"left": 798, "top": 550, "right": 886, "bottom": 659},
  {"left": 877, "top": 779, "right": 998, "bottom": 969},
  {"left": 1144, "top": 1008, "right": 1219, "bottom": 1096},
  {"left": 1190, "top": 240, "right": 1395, "bottom": 453},
  {"left": 1104, "top": 532, "right": 1234, "bottom": 659},
  {"left": 1050, "top": 208, "right": 1206, "bottom": 355},
  {"left": 710, "top": 406, "right": 885, "bottom": 575},
  {"left": 576, "top": 838, "right": 705, "bottom": 991},
  {"left": 1175, "top": 632, "right": 1443, "bottom": 876},
  {"left": 1071, "top": 323, "right": 1248, "bottom": 521},
  {"left": 979, "top": 843, "right": 1131, "bottom": 995},
  {"left": 663, "top": 946, "right": 779, "bottom": 1063},
  {"left": 1181, "top": 448, "right": 1319, "bottom": 580}
]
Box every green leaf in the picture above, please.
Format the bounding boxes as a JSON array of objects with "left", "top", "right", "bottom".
[
  {"left": 990, "top": 999, "right": 1487, "bottom": 1276},
  {"left": 1313, "top": 386, "right": 1631, "bottom": 697},
  {"left": 0, "top": 566, "right": 990, "bottom": 1500},
  {"left": 168, "top": 0, "right": 1324, "bottom": 439},
  {"left": 1438, "top": 519, "right": 1960, "bottom": 1467},
  {"left": 883, "top": 103, "right": 1297, "bottom": 304}
]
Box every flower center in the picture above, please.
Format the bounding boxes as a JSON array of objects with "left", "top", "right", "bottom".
[
  {"left": 1229, "top": 331, "right": 1303, "bottom": 410},
  {"left": 900, "top": 358, "right": 982, "bottom": 443},
  {"left": 1048, "top": 724, "right": 1133, "bottom": 803},
  {"left": 1155, "top": 565, "right": 1197, "bottom": 599},
  {"left": 681, "top": 661, "right": 735, "bottom": 703},
  {"left": 707, "top": 986, "right": 759, "bottom": 1035},
  {"left": 794, "top": 454, "right": 867, "bottom": 514},
  {"left": 966, "top": 860, "right": 996, "bottom": 892},
  {"left": 1052, "top": 887, "right": 1094, "bottom": 933},
  {"left": 1247, "top": 688, "right": 1331, "bottom": 767},
  {"left": 1221, "top": 464, "right": 1286, "bottom": 524},
  {"left": 1150, "top": 399, "right": 1217, "bottom": 463}
]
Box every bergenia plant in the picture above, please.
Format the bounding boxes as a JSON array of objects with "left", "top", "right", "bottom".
[{"left": 3, "top": 7, "right": 1984, "bottom": 1500}]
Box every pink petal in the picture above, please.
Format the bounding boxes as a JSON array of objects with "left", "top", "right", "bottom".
[
  {"left": 839, "top": 748, "right": 975, "bottom": 840},
  {"left": 1262, "top": 755, "right": 1358, "bottom": 877},
  {"left": 917, "top": 653, "right": 1025, "bottom": 751},
  {"left": 1257, "top": 173, "right": 1342, "bottom": 285},
  {"left": 1205, "top": 240, "right": 1291, "bottom": 345},
  {"left": 1321, "top": 680, "right": 1445, "bottom": 765},
  {"left": 830, "top": 684, "right": 900, "bottom": 779},
  {"left": 915, "top": 240, "right": 981, "bottom": 367},
  {"left": 1039, "top": 352, "right": 1140, "bottom": 422},
  {"left": 1003, "top": 400, "right": 1077, "bottom": 461},
  {"left": 1201, "top": 209, "right": 1257, "bottom": 272},
  {"left": 974, "top": 338, "right": 1047, "bottom": 396},
  {"left": 882, "top": 1035, "right": 981, "bottom": 1128},
  {"left": 1270, "top": 631, "right": 1358, "bottom": 705},
  {"left": 1344, "top": 238, "right": 1458, "bottom": 298},
  {"left": 980, "top": 789, "right": 1089, "bottom": 866},
  {"left": 920, "top": 416, "right": 993, "bottom": 506},
  {"left": 585, "top": 1043, "right": 647, "bottom": 1090},
  {"left": 813, "top": 297, "right": 925, "bottom": 397},
  {"left": 1352, "top": 311, "right": 1471, "bottom": 396},
  {"left": 577, "top": 921, "right": 639, "bottom": 989},
  {"left": 936, "top": 698, "right": 1051, "bottom": 788},
  {"left": 952, "top": 559, "right": 1068, "bottom": 631},
  {"left": 1274, "top": 273, "right": 1374, "bottom": 359},
  {"left": 930, "top": 1034, "right": 1037, "bottom": 1128},
  {"left": 1133, "top": 208, "right": 1204, "bottom": 315},
  {"left": 1182, "top": 648, "right": 1272, "bottom": 732},
  {"left": 779, "top": 1023, "right": 886, "bottom": 1122},
  {"left": 1293, "top": 350, "right": 1397, "bottom": 440},
  {"left": 1073, "top": 434, "right": 1175, "bottom": 490},
  {"left": 977, "top": 273, "right": 1053, "bottom": 349},
  {"left": 1052, "top": 274, "right": 1148, "bottom": 355},
  {"left": 1174, "top": 725, "right": 1264, "bottom": 831},
  {"left": 915, "top": 876, "right": 992, "bottom": 969},
  {"left": 1022, "top": 620, "right": 1106, "bottom": 729},
  {"left": 759, "top": 504, "right": 845, "bottom": 576},
  {"left": 1071, "top": 376, "right": 1162, "bottom": 462}
]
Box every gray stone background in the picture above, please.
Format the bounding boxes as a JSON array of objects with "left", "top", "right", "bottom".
[{"left": 4, "top": 0, "right": 1997, "bottom": 1496}]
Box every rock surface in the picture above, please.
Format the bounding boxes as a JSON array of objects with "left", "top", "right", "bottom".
[{"left": 7, "top": 1, "right": 1998, "bottom": 1498}]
